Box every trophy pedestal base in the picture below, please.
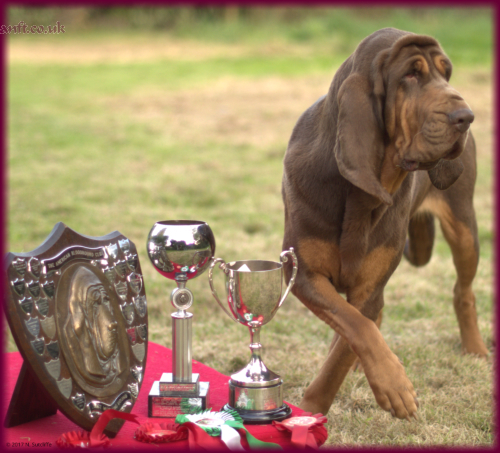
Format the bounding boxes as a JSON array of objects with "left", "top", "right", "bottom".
[
  {"left": 227, "top": 379, "right": 292, "bottom": 424},
  {"left": 159, "top": 372, "right": 200, "bottom": 396},
  {"left": 148, "top": 380, "right": 210, "bottom": 417},
  {"left": 223, "top": 403, "right": 292, "bottom": 424}
]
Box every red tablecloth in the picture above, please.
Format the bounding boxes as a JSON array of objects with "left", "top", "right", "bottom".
[{"left": 3, "top": 342, "right": 315, "bottom": 449}]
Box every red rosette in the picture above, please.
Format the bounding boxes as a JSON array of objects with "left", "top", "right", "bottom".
[
  {"left": 134, "top": 422, "right": 188, "bottom": 444},
  {"left": 273, "top": 412, "right": 328, "bottom": 449},
  {"left": 56, "top": 409, "right": 140, "bottom": 449},
  {"left": 56, "top": 430, "right": 110, "bottom": 449}
]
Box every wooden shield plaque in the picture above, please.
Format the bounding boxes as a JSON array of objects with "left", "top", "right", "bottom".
[{"left": 4, "top": 223, "right": 148, "bottom": 436}]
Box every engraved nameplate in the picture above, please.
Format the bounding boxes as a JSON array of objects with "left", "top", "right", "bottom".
[
  {"left": 28, "top": 257, "right": 41, "bottom": 278},
  {"left": 12, "top": 258, "right": 27, "bottom": 277},
  {"left": 36, "top": 298, "right": 50, "bottom": 317}
]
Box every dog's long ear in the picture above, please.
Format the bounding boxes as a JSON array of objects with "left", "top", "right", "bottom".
[
  {"left": 428, "top": 158, "right": 464, "bottom": 190},
  {"left": 334, "top": 73, "right": 393, "bottom": 206}
]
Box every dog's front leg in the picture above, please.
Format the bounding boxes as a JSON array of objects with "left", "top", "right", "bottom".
[{"left": 296, "top": 273, "right": 418, "bottom": 420}]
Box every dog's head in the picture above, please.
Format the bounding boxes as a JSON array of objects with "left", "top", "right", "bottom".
[{"left": 333, "top": 28, "right": 472, "bottom": 205}]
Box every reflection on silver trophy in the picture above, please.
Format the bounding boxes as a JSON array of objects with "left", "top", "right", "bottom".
[
  {"left": 208, "top": 248, "right": 298, "bottom": 423},
  {"left": 146, "top": 220, "right": 215, "bottom": 416}
]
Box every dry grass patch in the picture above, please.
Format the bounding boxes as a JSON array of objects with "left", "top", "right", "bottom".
[
  {"left": 103, "top": 74, "right": 332, "bottom": 149},
  {"left": 8, "top": 34, "right": 335, "bottom": 65}
]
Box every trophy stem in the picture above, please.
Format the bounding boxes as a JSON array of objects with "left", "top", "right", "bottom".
[
  {"left": 175, "top": 274, "right": 188, "bottom": 288},
  {"left": 249, "top": 325, "right": 263, "bottom": 362},
  {"left": 171, "top": 310, "right": 193, "bottom": 382}
]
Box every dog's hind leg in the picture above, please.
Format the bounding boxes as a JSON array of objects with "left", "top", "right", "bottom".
[
  {"left": 404, "top": 211, "right": 435, "bottom": 266},
  {"left": 301, "top": 332, "right": 358, "bottom": 414},
  {"left": 432, "top": 197, "right": 488, "bottom": 357}
]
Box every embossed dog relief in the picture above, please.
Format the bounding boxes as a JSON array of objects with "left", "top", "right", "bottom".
[{"left": 4, "top": 223, "right": 149, "bottom": 436}]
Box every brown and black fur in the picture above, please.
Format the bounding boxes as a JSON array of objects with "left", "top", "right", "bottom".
[{"left": 282, "top": 28, "right": 488, "bottom": 420}]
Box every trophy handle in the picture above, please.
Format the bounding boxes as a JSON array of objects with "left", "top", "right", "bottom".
[
  {"left": 208, "top": 258, "right": 238, "bottom": 322},
  {"left": 279, "top": 247, "right": 298, "bottom": 308}
]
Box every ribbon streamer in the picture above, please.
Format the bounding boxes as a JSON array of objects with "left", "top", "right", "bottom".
[
  {"left": 90, "top": 409, "right": 140, "bottom": 446},
  {"left": 56, "top": 409, "right": 140, "bottom": 448},
  {"left": 220, "top": 424, "right": 245, "bottom": 451},
  {"left": 176, "top": 409, "right": 282, "bottom": 450},
  {"left": 226, "top": 420, "right": 282, "bottom": 450}
]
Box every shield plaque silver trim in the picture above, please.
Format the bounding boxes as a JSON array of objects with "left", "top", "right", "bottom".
[
  {"left": 126, "top": 327, "right": 136, "bottom": 344},
  {"left": 115, "top": 281, "right": 128, "bottom": 300},
  {"left": 12, "top": 257, "right": 27, "bottom": 277},
  {"left": 128, "top": 382, "right": 139, "bottom": 399},
  {"left": 46, "top": 341, "right": 60, "bottom": 359},
  {"left": 127, "top": 273, "right": 142, "bottom": 294},
  {"left": 12, "top": 279, "right": 25, "bottom": 296},
  {"left": 132, "top": 343, "right": 145, "bottom": 362},
  {"left": 27, "top": 280, "right": 41, "bottom": 298},
  {"left": 42, "top": 280, "right": 55, "bottom": 298},
  {"left": 118, "top": 239, "right": 131, "bottom": 255},
  {"left": 36, "top": 298, "right": 50, "bottom": 317},
  {"left": 31, "top": 338, "right": 45, "bottom": 355},
  {"left": 131, "top": 366, "right": 143, "bottom": 383},
  {"left": 28, "top": 257, "right": 41, "bottom": 278},
  {"left": 137, "top": 324, "right": 147, "bottom": 341},
  {"left": 126, "top": 254, "right": 138, "bottom": 271},
  {"left": 105, "top": 243, "right": 119, "bottom": 260},
  {"left": 120, "top": 302, "right": 135, "bottom": 325},
  {"left": 133, "top": 295, "right": 147, "bottom": 318},
  {"left": 114, "top": 261, "right": 127, "bottom": 278},
  {"left": 45, "top": 358, "right": 61, "bottom": 380},
  {"left": 19, "top": 297, "right": 33, "bottom": 315},
  {"left": 57, "top": 377, "right": 73, "bottom": 399},
  {"left": 72, "top": 393, "right": 86, "bottom": 411},
  {"left": 25, "top": 317, "right": 40, "bottom": 337},
  {"left": 103, "top": 266, "right": 116, "bottom": 284},
  {"left": 41, "top": 316, "right": 57, "bottom": 339}
]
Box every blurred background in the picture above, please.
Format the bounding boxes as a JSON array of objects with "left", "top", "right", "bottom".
[{"left": 6, "top": 6, "right": 493, "bottom": 445}]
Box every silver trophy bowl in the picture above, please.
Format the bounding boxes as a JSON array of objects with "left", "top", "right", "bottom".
[
  {"left": 208, "top": 248, "right": 298, "bottom": 423},
  {"left": 147, "top": 220, "right": 215, "bottom": 284},
  {"left": 147, "top": 220, "right": 215, "bottom": 384}
]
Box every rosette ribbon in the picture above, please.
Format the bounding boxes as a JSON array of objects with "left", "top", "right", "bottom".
[
  {"left": 56, "top": 409, "right": 140, "bottom": 448},
  {"left": 272, "top": 412, "right": 327, "bottom": 449},
  {"left": 176, "top": 409, "right": 282, "bottom": 450},
  {"left": 134, "top": 422, "right": 189, "bottom": 443}
]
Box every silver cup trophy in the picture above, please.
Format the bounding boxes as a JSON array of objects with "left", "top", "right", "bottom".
[
  {"left": 208, "top": 248, "right": 298, "bottom": 423},
  {"left": 146, "top": 220, "right": 215, "bottom": 417}
]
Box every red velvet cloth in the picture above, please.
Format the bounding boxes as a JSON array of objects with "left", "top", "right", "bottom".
[{"left": 3, "top": 342, "right": 322, "bottom": 449}]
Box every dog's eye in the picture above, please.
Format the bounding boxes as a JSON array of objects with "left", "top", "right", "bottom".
[{"left": 405, "top": 70, "right": 419, "bottom": 79}]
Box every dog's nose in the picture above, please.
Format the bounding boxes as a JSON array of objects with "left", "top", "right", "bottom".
[{"left": 448, "top": 108, "right": 474, "bottom": 133}]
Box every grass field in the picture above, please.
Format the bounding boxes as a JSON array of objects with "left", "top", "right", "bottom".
[{"left": 6, "top": 7, "right": 493, "bottom": 446}]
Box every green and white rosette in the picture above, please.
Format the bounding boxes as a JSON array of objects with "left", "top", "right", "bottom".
[
  {"left": 180, "top": 397, "right": 203, "bottom": 414},
  {"left": 176, "top": 409, "right": 282, "bottom": 450}
]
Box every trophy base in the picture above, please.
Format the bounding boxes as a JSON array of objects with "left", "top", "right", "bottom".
[
  {"left": 227, "top": 379, "right": 292, "bottom": 424},
  {"left": 159, "top": 372, "right": 200, "bottom": 396},
  {"left": 223, "top": 403, "right": 292, "bottom": 424},
  {"left": 148, "top": 380, "right": 210, "bottom": 417}
]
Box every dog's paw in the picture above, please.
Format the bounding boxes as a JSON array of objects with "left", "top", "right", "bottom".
[
  {"left": 462, "top": 338, "right": 489, "bottom": 358},
  {"left": 362, "top": 352, "right": 419, "bottom": 421}
]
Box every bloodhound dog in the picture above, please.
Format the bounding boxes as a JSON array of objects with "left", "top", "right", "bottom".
[{"left": 282, "top": 28, "right": 488, "bottom": 420}]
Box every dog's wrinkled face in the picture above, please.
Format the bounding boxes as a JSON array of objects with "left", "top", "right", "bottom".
[{"left": 385, "top": 43, "right": 473, "bottom": 172}]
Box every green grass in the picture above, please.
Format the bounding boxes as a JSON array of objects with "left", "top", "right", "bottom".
[{"left": 6, "top": 6, "right": 493, "bottom": 446}]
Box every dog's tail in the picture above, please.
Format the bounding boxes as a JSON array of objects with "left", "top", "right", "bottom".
[{"left": 403, "top": 211, "right": 435, "bottom": 266}]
